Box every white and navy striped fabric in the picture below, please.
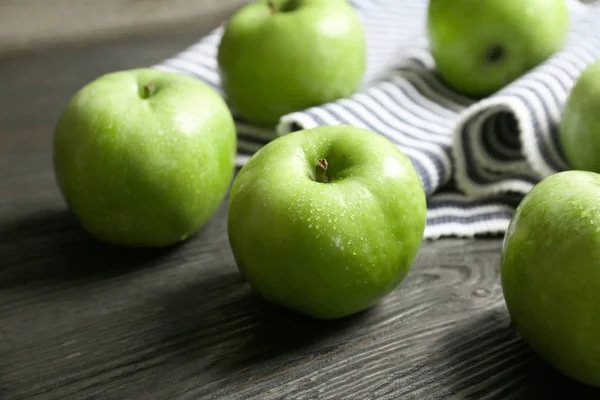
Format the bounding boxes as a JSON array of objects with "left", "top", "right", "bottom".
[{"left": 155, "top": 0, "right": 600, "bottom": 239}]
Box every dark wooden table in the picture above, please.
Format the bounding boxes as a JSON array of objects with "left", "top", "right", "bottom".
[{"left": 1, "top": 21, "right": 599, "bottom": 400}]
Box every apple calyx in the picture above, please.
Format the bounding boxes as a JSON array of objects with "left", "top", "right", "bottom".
[
  {"left": 486, "top": 44, "right": 505, "bottom": 64},
  {"left": 267, "top": 1, "right": 278, "bottom": 14},
  {"left": 315, "top": 158, "right": 329, "bottom": 183},
  {"left": 141, "top": 83, "right": 156, "bottom": 99}
]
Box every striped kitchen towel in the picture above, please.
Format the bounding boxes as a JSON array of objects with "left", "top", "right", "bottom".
[{"left": 155, "top": 0, "right": 600, "bottom": 239}]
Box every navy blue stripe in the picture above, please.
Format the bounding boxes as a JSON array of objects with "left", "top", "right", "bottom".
[
  {"left": 353, "top": 90, "right": 452, "bottom": 139},
  {"left": 427, "top": 211, "right": 513, "bottom": 226},
  {"left": 461, "top": 116, "right": 538, "bottom": 185},
  {"left": 395, "top": 64, "right": 476, "bottom": 108},
  {"left": 494, "top": 113, "right": 521, "bottom": 151},
  {"left": 428, "top": 198, "right": 521, "bottom": 210},
  {"left": 509, "top": 92, "right": 564, "bottom": 171},
  {"left": 481, "top": 116, "right": 514, "bottom": 161}
]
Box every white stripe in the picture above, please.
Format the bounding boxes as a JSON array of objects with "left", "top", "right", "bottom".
[
  {"left": 502, "top": 86, "right": 566, "bottom": 173},
  {"left": 424, "top": 219, "right": 511, "bottom": 240},
  {"left": 188, "top": 41, "right": 218, "bottom": 57},
  {"left": 396, "top": 60, "right": 476, "bottom": 106},
  {"left": 348, "top": 94, "right": 453, "bottom": 145},
  {"left": 179, "top": 50, "right": 218, "bottom": 69},
  {"left": 358, "top": 90, "right": 452, "bottom": 135},
  {"left": 277, "top": 112, "right": 320, "bottom": 135},
  {"left": 162, "top": 58, "right": 220, "bottom": 85},
  {"left": 378, "top": 82, "right": 457, "bottom": 125},
  {"left": 389, "top": 78, "right": 459, "bottom": 119},
  {"left": 394, "top": 70, "right": 468, "bottom": 113},
  {"left": 427, "top": 204, "right": 515, "bottom": 219},
  {"left": 235, "top": 154, "right": 251, "bottom": 167}
]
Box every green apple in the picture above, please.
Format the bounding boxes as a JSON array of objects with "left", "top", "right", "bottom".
[
  {"left": 559, "top": 60, "right": 600, "bottom": 173},
  {"left": 53, "top": 68, "right": 237, "bottom": 247},
  {"left": 501, "top": 171, "right": 600, "bottom": 386},
  {"left": 217, "top": 0, "right": 366, "bottom": 127},
  {"left": 227, "top": 125, "right": 427, "bottom": 319},
  {"left": 427, "top": 0, "right": 569, "bottom": 97}
]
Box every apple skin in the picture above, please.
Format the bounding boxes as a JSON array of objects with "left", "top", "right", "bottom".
[
  {"left": 227, "top": 125, "right": 427, "bottom": 319},
  {"left": 427, "top": 0, "right": 569, "bottom": 97},
  {"left": 217, "top": 0, "right": 366, "bottom": 127},
  {"left": 53, "top": 68, "right": 237, "bottom": 247},
  {"left": 559, "top": 60, "right": 600, "bottom": 173},
  {"left": 501, "top": 171, "right": 600, "bottom": 386}
]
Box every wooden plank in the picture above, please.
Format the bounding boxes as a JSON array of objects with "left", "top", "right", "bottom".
[
  {"left": 0, "top": 0, "right": 249, "bottom": 55},
  {"left": 0, "top": 17, "right": 598, "bottom": 400},
  {"left": 0, "top": 0, "right": 597, "bottom": 56}
]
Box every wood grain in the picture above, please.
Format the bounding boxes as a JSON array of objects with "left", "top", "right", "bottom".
[
  {"left": 0, "top": 0, "right": 250, "bottom": 56},
  {"left": 0, "top": 0, "right": 596, "bottom": 56},
  {"left": 1, "top": 18, "right": 599, "bottom": 400}
]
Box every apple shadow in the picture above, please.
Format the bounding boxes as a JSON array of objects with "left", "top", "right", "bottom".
[
  {"left": 0, "top": 209, "right": 188, "bottom": 290},
  {"left": 432, "top": 309, "right": 600, "bottom": 399},
  {"left": 155, "top": 270, "right": 375, "bottom": 383}
]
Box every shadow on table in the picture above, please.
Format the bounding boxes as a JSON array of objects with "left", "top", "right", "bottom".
[
  {"left": 435, "top": 309, "right": 600, "bottom": 399},
  {"left": 0, "top": 209, "right": 187, "bottom": 288},
  {"left": 156, "top": 268, "right": 375, "bottom": 382}
]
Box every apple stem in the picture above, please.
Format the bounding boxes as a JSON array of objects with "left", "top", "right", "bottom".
[
  {"left": 141, "top": 83, "right": 155, "bottom": 99},
  {"left": 315, "top": 158, "right": 329, "bottom": 183},
  {"left": 267, "top": 0, "right": 278, "bottom": 14}
]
